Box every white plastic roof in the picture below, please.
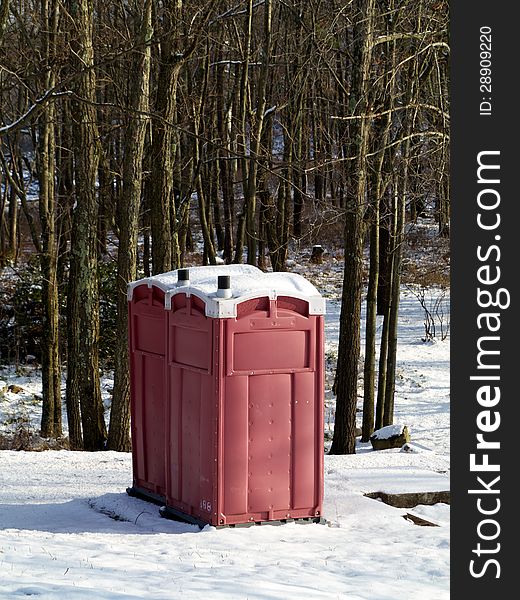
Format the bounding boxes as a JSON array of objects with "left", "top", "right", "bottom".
[{"left": 127, "top": 264, "right": 326, "bottom": 318}]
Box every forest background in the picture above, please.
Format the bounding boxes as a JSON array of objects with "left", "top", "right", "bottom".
[{"left": 0, "top": 0, "right": 449, "bottom": 453}]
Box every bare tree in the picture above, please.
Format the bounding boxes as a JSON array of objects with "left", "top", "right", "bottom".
[
  {"left": 330, "top": 0, "right": 375, "bottom": 455},
  {"left": 0, "top": 0, "right": 449, "bottom": 451},
  {"left": 65, "top": 0, "right": 106, "bottom": 450},
  {"left": 38, "top": 0, "right": 62, "bottom": 438},
  {"left": 108, "top": 0, "right": 153, "bottom": 452}
]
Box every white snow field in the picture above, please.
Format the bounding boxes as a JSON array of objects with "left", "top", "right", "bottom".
[{"left": 0, "top": 288, "right": 450, "bottom": 599}]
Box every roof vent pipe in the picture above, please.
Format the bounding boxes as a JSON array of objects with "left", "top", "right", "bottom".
[
  {"left": 177, "top": 269, "right": 190, "bottom": 286},
  {"left": 216, "top": 275, "right": 232, "bottom": 299}
]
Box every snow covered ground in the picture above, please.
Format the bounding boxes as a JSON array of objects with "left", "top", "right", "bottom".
[{"left": 0, "top": 285, "right": 450, "bottom": 599}]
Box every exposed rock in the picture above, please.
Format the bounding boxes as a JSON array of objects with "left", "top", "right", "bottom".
[
  {"left": 400, "top": 442, "right": 430, "bottom": 453},
  {"left": 365, "top": 490, "right": 450, "bottom": 508},
  {"left": 0, "top": 432, "right": 69, "bottom": 451},
  {"left": 403, "top": 513, "right": 439, "bottom": 527},
  {"left": 7, "top": 384, "right": 24, "bottom": 394},
  {"left": 370, "top": 424, "right": 410, "bottom": 450}
]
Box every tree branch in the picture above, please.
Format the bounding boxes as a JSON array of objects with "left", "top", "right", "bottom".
[
  {"left": 0, "top": 90, "right": 72, "bottom": 135},
  {"left": 304, "top": 130, "right": 449, "bottom": 173},
  {"left": 331, "top": 103, "right": 449, "bottom": 122},
  {"left": 209, "top": 0, "right": 266, "bottom": 26},
  {"left": 0, "top": 150, "right": 42, "bottom": 254}
]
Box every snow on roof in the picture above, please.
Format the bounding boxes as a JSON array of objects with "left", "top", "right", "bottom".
[{"left": 128, "top": 264, "right": 325, "bottom": 318}]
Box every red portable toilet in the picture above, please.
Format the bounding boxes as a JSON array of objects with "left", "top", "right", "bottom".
[{"left": 127, "top": 265, "right": 325, "bottom": 527}]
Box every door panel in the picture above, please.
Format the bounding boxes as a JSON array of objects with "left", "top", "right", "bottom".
[
  {"left": 223, "top": 376, "right": 249, "bottom": 516},
  {"left": 142, "top": 353, "right": 166, "bottom": 493},
  {"left": 247, "top": 374, "right": 292, "bottom": 513},
  {"left": 222, "top": 370, "right": 318, "bottom": 518},
  {"left": 292, "top": 372, "right": 316, "bottom": 509}
]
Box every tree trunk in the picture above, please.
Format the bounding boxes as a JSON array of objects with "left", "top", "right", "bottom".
[
  {"left": 193, "top": 49, "right": 216, "bottom": 265},
  {"left": 361, "top": 191, "right": 378, "bottom": 442},
  {"left": 6, "top": 151, "right": 19, "bottom": 264},
  {"left": 245, "top": 0, "right": 271, "bottom": 266},
  {"left": 377, "top": 206, "right": 391, "bottom": 316},
  {"left": 0, "top": 170, "right": 5, "bottom": 267},
  {"left": 149, "top": 72, "right": 178, "bottom": 273},
  {"left": 362, "top": 12, "right": 396, "bottom": 441},
  {"left": 375, "top": 285, "right": 391, "bottom": 430},
  {"left": 216, "top": 59, "right": 235, "bottom": 262},
  {"left": 236, "top": 0, "right": 253, "bottom": 265},
  {"left": 234, "top": 213, "right": 246, "bottom": 264},
  {"left": 0, "top": 0, "right": 9, "bottom": 41},
  {"left": 39, "top": 0, "right": 62, "bottom": 439},
  {"left": 56, "top": 99, "right": 74, "bottom": 287},
  {"left": 149, "top": 1, "right": 183, "bottom": 274},
  {"left": 293, "top": 121, "right": 305, "bottom": 238},
  {"left": 66, "top": 0, "right": 106, "bottom": 451},
  {"left": 383, "top": 180, "right": 405, "bottom": 426},
  {"left": 330, "top": 0, "right": 375, "bottom": 455},
  {"left": 108, "top": 0, "right": 153, "bottom": 452},
  {"left": 382, "top": 21, "right": 420, "bottom": 426}
]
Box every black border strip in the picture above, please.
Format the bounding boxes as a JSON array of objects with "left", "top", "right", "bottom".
[{"left": 451, "top": 2, "right": 515, "bottom": 595}]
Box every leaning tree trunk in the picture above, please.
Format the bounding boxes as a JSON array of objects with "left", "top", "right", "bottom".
[
  {"left": 382, "top": 102, "right": 418, "bottom": 428},
  {"left": 382, "top": 25, "right": 420, "bottom": 426},
  {"left": 108, "top": 0, "right": 153, "bottom": 452},
  {"left": 66, "top": 0, "right": 106, "bottom": 450}
]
